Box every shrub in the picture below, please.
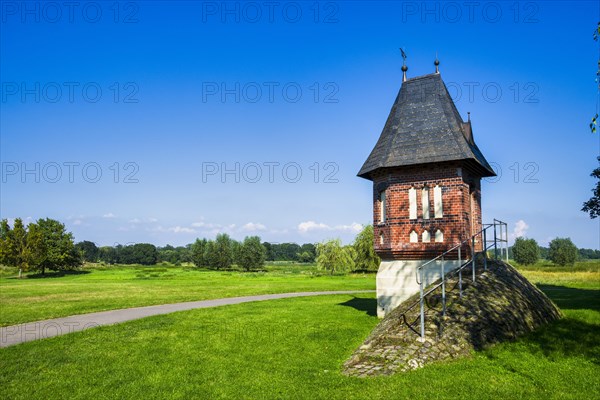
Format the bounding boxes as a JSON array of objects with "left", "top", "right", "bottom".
[
  {"left": 512, "top": 237, "right": 540, "bottom": 265},
  {"left": 548, "top": 237, "right": 578, "bottom": 266},
  {"left": 352, "top": 225, "right": 380, "bottom": 271},
  {"left": 316, "top": 239, "right": 354, "bottom": 275},
  {"left": 237, "top": 236, "right": 266, "bottom": 271}
]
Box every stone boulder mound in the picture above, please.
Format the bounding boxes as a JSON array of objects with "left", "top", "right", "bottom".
[{"left": 343, "top": 260, "right": 561, "bottom": 377}]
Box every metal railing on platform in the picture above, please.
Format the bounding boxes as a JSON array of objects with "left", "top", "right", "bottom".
[{"left": 403, "top": 219, "right": 508, "bottom": 340}]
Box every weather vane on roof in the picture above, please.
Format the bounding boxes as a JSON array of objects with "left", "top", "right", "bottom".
[
  {"left": 400, "top": 48, "right": 407, "bottom": 63},
  {"left": 400, "top": 48, "right": 408, "bottom": 82}
]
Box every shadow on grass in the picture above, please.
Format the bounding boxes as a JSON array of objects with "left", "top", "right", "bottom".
[
  {"left": 19, "top": 270, "right": 91, "bottom": 279},
  {"left": 493, "top": 317, "right": 600, "bottom": 365},
  {"left": 536, "top": 284, "right": 600, "bottom": 312},
  {"left": 338, "top": 297, "right": 377, "bottom": 317}
]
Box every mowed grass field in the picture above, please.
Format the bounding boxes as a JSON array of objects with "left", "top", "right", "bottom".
[
  {"left": 0, "top": 263, "right": 374, "bottom": 326},
  {"left": 0, "top": 261, "right": 598, "bottom": 399}
]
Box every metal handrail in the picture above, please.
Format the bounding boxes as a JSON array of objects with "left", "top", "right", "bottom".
[
  {"left": 415, "top": 223, "right": 493, "bottom": 285},
  {"left": 402, "top": 219, "right": 508, "bottom": 339}
]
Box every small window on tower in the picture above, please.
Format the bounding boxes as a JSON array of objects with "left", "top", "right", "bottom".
[
  {"left": 435, "top": 229, "right": 444, "bottom": 243},
  {"left": 409, "top": 187, "right": 417, "bottom": 219},
  {"left": 410, "top": 230, "right": 418, "bottom": 243},
  {"left": 422, "top": 230, "right": 431, "bottom": 243},
  {"left": 380, "top": 232, "right": 384, "bottom": 245},
  {"left": 379, "top": 190, "right": 386, "bottom": 223},
  {"left": 434, "top": 185, "right": 443, "bottom": 218}
]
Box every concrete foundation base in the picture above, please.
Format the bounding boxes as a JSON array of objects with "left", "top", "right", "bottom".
[{"left": 376, "top": 259, "right": 463, "bottom": 318}]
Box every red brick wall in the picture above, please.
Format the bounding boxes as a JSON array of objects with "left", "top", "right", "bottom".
[{"left": 371, "top": 162, "right": 483, "bottom": 260}]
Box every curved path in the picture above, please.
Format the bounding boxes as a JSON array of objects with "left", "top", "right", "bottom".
[{"left": 0, "top": 290, "right": 375, "bottom": 348}]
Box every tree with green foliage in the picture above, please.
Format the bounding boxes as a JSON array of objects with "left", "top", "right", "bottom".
[
  {"left": 157, "top": 245, "right": 190, "bottom": 265},
  {"left": 115, "top": 243, "right": 158, "bottom": 265},
  {"left": 205, "top": 233, "right": 233, "bottom": 270},
  {"left": 231, "top": 240, "right": 242, "bottom": 267},
  {"left": 316, "top": 239, "right": 355, "bottom": 275},
  {"left": 297, "top": 251, "right": 314, "bottom": 263},
  {"left": 548, "top": 238, "right": 578, "bottom": 266},
  {"left": 0, "top": 218, "right": 28, "bottom": 276},
  {"left": 352, "top": 225, "right": 380, "bottom": 271},
  {"left": 99, "top": 246, "right": 119, "bottom": 264},
  {"left": 539, "top": 246, "right": 549, "bottom": 260},
  {"left": 272, "top": 242, "right": 301, "bottom": 261},
  {"left": 0, "top": 220, "right": 11, "bottom": 267},
  {"left": 512, "top": 237, "right": 540, "bottom": 265},
  {"left": 132, "top": 243, "right": 158, "bottom": 265},
  {"left": 203, "top": 240, "right": 216, "bottom": 268},
  {"left": 25, "top": 222, "right": 47, "bottom": 274},
  {"left": 34, "top": 218, "right": 82, "bottom": 274},
  {"left": 75, "top": 241, "right": 100, "bottom": 262},
  {"left": 191, "top": 238, "right": 209, "bottom": 268},
  {"left": 582, "top": 157, "right": 600, "bottom": 219},
  {"left": 0, "top": 218, "right": 82, "bottom": 275},
  {"left": 296, "top": 243, "right": 316, "bottom": 263},
  {"left": 237, "top": 236, "right": 266, "bottom": 271},
  {"left": 579, "top": 248, "right": 600, "bottom": 259},
  {"left": 262, "top": 242, "right": 274, "bottom": 261},
  {"left": 584, "top": 21, "right": 600, "bottom": 215}
]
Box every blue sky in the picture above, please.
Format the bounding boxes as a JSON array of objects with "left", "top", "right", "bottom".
[{"left": 1, "top": 0, "right": 599, "bottom": 249}]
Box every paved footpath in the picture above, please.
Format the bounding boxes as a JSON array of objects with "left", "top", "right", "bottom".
[{"left": 0, "top": 290, "right": 374, "bottom": 348}]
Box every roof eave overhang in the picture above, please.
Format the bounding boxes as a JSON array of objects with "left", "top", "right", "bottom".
[{"left": 356, "top": 158, "right": 496, "bottom": 182}]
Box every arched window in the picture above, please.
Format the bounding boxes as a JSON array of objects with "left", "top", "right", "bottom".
[
  {"left": 422, "top": 187, "right": 430, "bottom": 219},
  {"left": 380, "top": 232, "right": 384, "bottom": 245},
  {"left": 434, "top": 185, "right": 443, "bottom": 218},
  {"left": 409, "top": 230, "right": 418, "bottom": 243},
  {"left": 435, "top": 229, "right": 444, "bottom": 243},
  {"left": 379, "top": 190, "right": 386, "bottom": 223},
  {"left": 422, "top": 230, "right": 431, "bottom": 243},
  {"left": 409, "top": 187, "right": 417, "bottom": 219}
]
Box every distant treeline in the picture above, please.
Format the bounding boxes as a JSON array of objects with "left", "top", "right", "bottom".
[
  {"left": 507, "top": 245, "right": 600, "bottom": 260},
  {"left": 75, "top": 239, "right": 317, "bottom": 266}
]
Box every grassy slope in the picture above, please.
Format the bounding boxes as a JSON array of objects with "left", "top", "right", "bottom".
[
  {"left": 0, "top": 263, "right": 375, "bottom": 326},
  {"left": 0, "top": 262, "right": 598, "bottom": 399}
]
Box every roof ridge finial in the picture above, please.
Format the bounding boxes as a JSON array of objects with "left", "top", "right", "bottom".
[
  {"left": 400, "top": 47, "right": 408, "bottom": 82},
  {"left": 467, "top": 111, "right": 471, "bottom": 122},
  {"left": 434, "top": 52, "right": 440, "bottom": 74}
]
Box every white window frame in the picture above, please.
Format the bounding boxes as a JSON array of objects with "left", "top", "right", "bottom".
[
  {"left": 422, "top": 230, "right": 431, "bottom": 243},
  {"left": 422, "top": 187, "right": 430, "bottom": 220},
  {"left": 409, "top": 187, "right": 417, "bottom": 219},
  {"left": 379, "top": 190, "right": 386, "bottom": 223},
  {"left": 409, "top": 230, "right": 418, "bottom": 243},
  {"left": 434, "top": 185, "right": 443, "bottom": 218}
]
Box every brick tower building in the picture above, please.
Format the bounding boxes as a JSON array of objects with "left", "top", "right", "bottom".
[{"left": 358, "top": 62, "right": 495, "bottom": 317}]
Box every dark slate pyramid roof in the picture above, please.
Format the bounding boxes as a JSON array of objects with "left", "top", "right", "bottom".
[{"left": 357, "top": 73, "right": 496, "bottom": 180}]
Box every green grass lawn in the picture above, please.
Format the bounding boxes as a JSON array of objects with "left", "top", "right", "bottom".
[
  {"left": 0, "top": 261, "right": 598, "bottom": 399},
  {"left": 0, "top": 263, "right": 375, "bottom": 326}
]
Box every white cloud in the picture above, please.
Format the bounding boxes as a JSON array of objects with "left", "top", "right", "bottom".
[
  {"left": 298, "top": 221, "right": 331, "bottom": 233},
  {"left": 168, "top": 226, "right": 196, "bottom": 234},
  {"left": 298, "top": 221, "right": 363, "bottom": 234},
  {"left": 191, "top": 221, "right": 220, "bottom": 229},
  {"left": 73, "top": 219, "right": 83, "bottom": 226},
  {"left": 335, "top": 222, "right": 363, "bottom": 233},
  {"left": 241, "top": 222, "right": 266, "bottom": 232},
  {"left": 148, "top": 217, "right": 158, "bottom": 223},
  {"left": 150, "top": 225, "right": 197, "bottom": 234},
  {"left": 129, "top": 218, "right": 142, "bottom": 224},
  {"left": 512, "top": 220, "right": 529, "bottom": 239},
  {"left": 102, "top": 213, "right": 116, "bottom": 219}
]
